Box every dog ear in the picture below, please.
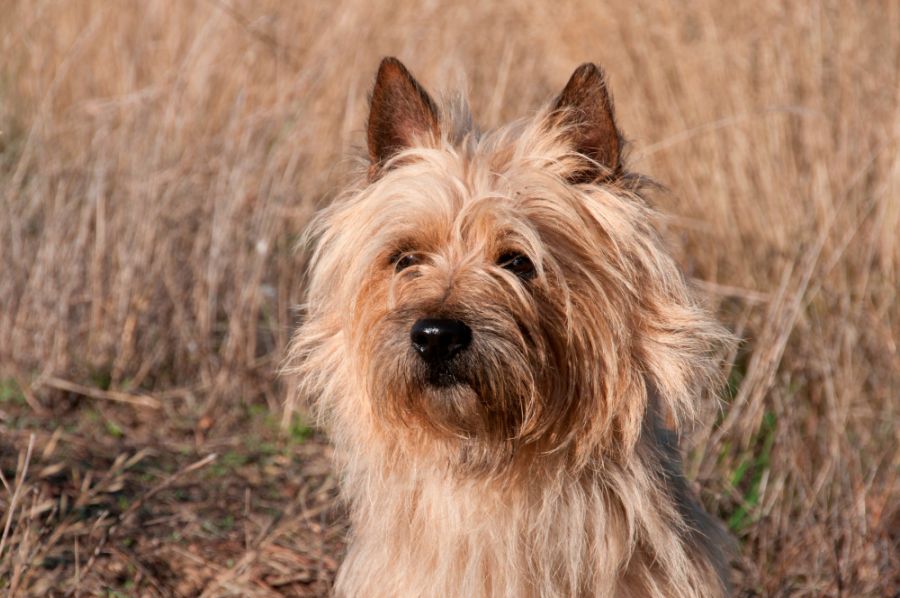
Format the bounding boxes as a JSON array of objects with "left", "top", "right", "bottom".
[
  {"left": 367, "top": 57, "right": 440, "bottom": 178},
  {"left": 552, "top": 63, "right": 622, "bottom": 182}
]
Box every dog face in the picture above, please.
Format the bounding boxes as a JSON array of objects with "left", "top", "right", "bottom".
[
  {"left": 293, "top": 59, "right": 726, "bottom": 471},
  {"left": 349, "top": 161, "right": 582, "bottom": 449}
]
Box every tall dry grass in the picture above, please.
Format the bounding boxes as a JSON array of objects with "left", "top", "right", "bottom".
[{"left": 1, "top": 1, "right": 897, "bottom": 595}]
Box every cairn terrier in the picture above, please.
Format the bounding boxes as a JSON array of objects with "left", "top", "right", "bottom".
[{"left": 289, "top": 57, "right": 733, "bottom": 597}]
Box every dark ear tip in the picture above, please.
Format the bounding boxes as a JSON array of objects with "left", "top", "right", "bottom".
[
  {"left": 571, "top": 63, "right": 607, "bottom": 85},
  {"left": 376, "top": 57, "right": 409, "bottom": 81}
]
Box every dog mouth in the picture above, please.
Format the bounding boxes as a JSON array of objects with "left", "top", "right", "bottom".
[{"left": 422, "top": 359, "right": 468, "bottom": 389}]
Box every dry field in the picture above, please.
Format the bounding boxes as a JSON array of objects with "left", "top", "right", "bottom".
[{"left": 1, "top": 1, "right": 897, "bottom": 596}]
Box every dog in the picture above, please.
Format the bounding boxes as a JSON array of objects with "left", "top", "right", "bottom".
[{"left": 288, "top": 57, "right": 734, "bottom": 597}]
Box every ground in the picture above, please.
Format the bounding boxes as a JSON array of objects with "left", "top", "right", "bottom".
[{"left": 0, "top": 383, "right": 345, "bottom": 596}]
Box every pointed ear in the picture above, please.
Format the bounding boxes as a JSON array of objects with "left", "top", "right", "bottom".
[
  {"left": 367, "top": 57, "right": 440, "bottom": 178},
  {"left": 551, "top": 63, "right": 622, "bottom": 182}
]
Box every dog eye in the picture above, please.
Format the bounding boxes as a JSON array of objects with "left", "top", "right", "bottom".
[
  {"left": 498, "top": 251, "right": 536, "bottom": 280},
  {"left": 391, "top": 252, "right": 420, "bottom": 272}
]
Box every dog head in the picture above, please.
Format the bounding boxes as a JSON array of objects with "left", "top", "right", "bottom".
[{"left": 291, "top": 58, "right": 728, "bottom": 473}]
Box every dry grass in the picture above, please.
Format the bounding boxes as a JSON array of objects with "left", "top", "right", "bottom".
[{"left": 0, "top": 1, "right": 897, "bottom": 595}]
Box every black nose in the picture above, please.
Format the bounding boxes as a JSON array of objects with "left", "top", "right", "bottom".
[{"left": 410, "top": 318, "right": 472, "bottom": 362}]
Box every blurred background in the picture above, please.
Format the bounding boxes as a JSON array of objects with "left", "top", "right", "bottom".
[{"left": 0, "top": 1, "right": 897, "bottom": 595}]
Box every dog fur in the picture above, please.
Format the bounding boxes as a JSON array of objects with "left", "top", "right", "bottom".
[{"left": 288, "top": 57, "right": 733, "bottom": 598}]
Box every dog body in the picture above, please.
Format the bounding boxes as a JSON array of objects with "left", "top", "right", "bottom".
[{"left": 290, "top": 58, "right": 732, "bottom": 597}]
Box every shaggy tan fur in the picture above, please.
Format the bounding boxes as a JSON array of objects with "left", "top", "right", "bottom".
[{"left": 288, "top": 57, "right": 734, "bottom": 598}]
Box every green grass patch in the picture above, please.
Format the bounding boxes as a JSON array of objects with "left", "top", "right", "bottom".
[
  {"left": 201, "top": 514, "right": 235, "bottom": 536},
  {"left": 727, "top": 410, "right": 777, "bottom": 533},
  {"left": 221, "top": 450, "right": 248, "bottom": 468},
  {"left": 207, "top": 449, "right": 249, "bottom": 478},
  {"left": 0, "top": 378, "right": 26, "bottom": 405},
  {"left": 288, "top": 415, "right": 313, "bottom": 443},
  {"left": 90, "top": 369, "right": 113, "bottom": 392},
  {"left": 105, "top": 419, "right": 124, "bottom": 438}
]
